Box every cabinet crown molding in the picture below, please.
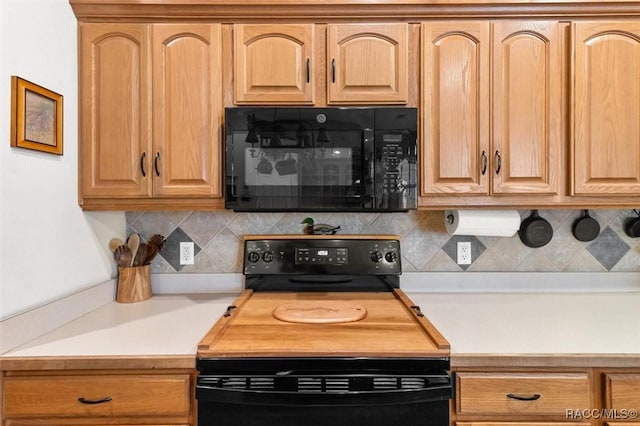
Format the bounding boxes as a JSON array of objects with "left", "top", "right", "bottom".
[{"left": 69, "top": 0, "right": 640, "bottom": 20}]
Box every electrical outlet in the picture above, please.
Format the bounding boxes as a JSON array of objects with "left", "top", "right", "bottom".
[
  {"left": 457, "top": 241, "right": 472, "bottom": 265},
  {"left": 180, "top": 242, "right": 195, "bottom": 265}
]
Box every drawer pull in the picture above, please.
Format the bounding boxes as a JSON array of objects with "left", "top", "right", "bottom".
[
  {"left": 78, "top": 396, "right": 112, "bottom": 405},
  {"left": 506, "top": 393, "right": 541, "bottom": 401}
]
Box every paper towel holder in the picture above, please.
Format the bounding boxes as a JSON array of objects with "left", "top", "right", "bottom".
[{"left": 446, "top": 213, "right": 455, "bottom": 225}]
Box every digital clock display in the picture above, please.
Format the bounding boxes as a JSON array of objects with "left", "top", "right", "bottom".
[{"left": 295, "top": 247, "right": 348, "bottom": 265}]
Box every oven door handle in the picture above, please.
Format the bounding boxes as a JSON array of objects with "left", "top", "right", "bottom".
[{"left": 196, "top": 382, "right": 452, "bottom": 406}]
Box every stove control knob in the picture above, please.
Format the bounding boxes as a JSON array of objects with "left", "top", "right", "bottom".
[
  {"left": 247, "top": 251, "right": 260, "bottom": 263},
  {"left": 370, "top": 251, "right": 383, "bottom": 263},
  {"left": 262, "top": 251, "right": 275, "bottom": 263},
  {"left": 385, "top": 251, "right": 398, "bottom": 263}
]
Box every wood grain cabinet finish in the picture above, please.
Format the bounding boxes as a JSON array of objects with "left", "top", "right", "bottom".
[
  {"left": 152, "top": 24, "right": 223, "bottom": 198},
  {"left": 79, "top": 23, "right": 152, "bottom": 199},
  {"left": 421, "top": 21, "right": 562, "bottom": 196},
  {"left": 604, "top": 374, "right": 640, "bottom": 412},
  {"left": 79, "top": 23, "right": 223, "bottom": 207},
  {"left": 573, "top": 21, "right": 640, "bottom": 196},
  {"left": 234, "top": 23, "right": 408, "bottom": 105},
  {"left": 456, "top": 372, "right": 591, "bottom": 416},
  {"left": 2, "top": 372, "right": 192, "bottom": 425},
  {"left": 421, "top": 21, "right": 490, "bottom": 195},
  {"left": 491, "top": 21, "right": 562, "bottom": 196},
  {"left": 327, "top": 23, "right": 408, "bottom": 104},
  {"left": 234, "top": 24, "right": 315, "bottom": 104},
  {"left": 456, "top": 423, "right": 591, "bottom": 426}
]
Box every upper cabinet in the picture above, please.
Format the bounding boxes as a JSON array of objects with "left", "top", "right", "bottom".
[
  {"left": 233, "top": 23, "right": 409, "bottom": 105},
  {"left": 421, "top": 21, "right": 562, "bottom": 197},
  {"left": 327, "top": 23, "right": 408, "bottom": 104},
  {"left": 79, "top": 23, "right": 223, "bottom": 209},
  {"left": 421, "top": 22, "right": 490, "bottom": 195},
  {"left": 492, "top": 21, "right": 562, "bottom": 195},
  {"left": 152, "top": 24, "right": 223, "bottom": 198},
  {"left": 79, "top": 23, "right": 152, "bottom": 199},
  {"left": 71, "top": 0, "right": 640, "bottom": 210},
  {"left": 234, "top": 24, "right": 315, "bottom": 104},
  {"left": 573, "top": 21, "right": 640, "bottom": 196}
]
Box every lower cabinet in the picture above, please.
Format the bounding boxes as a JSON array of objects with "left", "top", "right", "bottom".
[
  {"left": 602, "top": 371, "right": 640, "bottom": 426},
  {"left": 2, "top": 369, "right": 195, "bottom": 425},
  {"left": 456, "top": 423, "right": 591, "bottom": 426},
  {"left": 454, "top": 370, "right": 593, "bottom": 425},
  {"left": 454, "top": 368, "right": 640, "bottom": 426}
]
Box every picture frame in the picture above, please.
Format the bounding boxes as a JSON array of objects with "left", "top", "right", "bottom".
[{"left": 10, "top": 76, "right": 63, "bottom": 155}]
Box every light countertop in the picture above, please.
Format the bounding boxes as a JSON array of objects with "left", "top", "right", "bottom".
[
  {"left": 0, "top": 294, "right": 237, "bottom": 370},
  {"left": 1, "top": 291, "right": 639, "bottom": 370},
  {"left": 410, "top": 292, "right": 640, "bottom": 367}
]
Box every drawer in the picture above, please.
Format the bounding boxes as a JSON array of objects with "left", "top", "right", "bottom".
[
  {"left": 605, "top": 374, "right": 640, "bottom": 411},
  {"left": 456, "top": 423, "right": 591, "bottom": 426},
  {"left": 3, "top": 374, "right": 191, "bottom": 418},
  {"left": 456, "top": 372, "right": 590, "bottom": 416}
]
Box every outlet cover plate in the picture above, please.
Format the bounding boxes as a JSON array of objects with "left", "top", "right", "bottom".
[{"left": 457, "top": 241, "right": 472, "bottom": 265}]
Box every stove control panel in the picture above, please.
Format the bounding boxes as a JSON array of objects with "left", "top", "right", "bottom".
[{"left": 244, "top": 238, "right": 401, "bottom": 275}]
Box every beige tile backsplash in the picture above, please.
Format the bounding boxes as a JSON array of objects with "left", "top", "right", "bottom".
[{"left": 127, "top": 210, "right": 640, "bottom": 274}]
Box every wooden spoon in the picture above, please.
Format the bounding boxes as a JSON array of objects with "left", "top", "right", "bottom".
[
  {"left": 126, "top": 233, "right": 140, "bottom": 267},
  {"left": 144, "top": 243, "right": 159, "bottom": 265},
  {"left": 114, "top": 245, "right": 132, "bottom": 268},
  {"left": 148, "top": 234, "right": 165, "bottom": 251},
  {"left": 133, "top": 243, "right": 148, "bottom": 267},
  {"left": 108, "top": 238, "right": 123, "bottom": 252}
]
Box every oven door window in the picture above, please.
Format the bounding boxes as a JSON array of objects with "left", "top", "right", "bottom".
[{"left": 226, "top": 127, "right": 373, "bottom": 211}]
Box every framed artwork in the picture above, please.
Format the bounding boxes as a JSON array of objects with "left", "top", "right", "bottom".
[{"left": 10, "top": 76, "right": 63, "bottom": 155}]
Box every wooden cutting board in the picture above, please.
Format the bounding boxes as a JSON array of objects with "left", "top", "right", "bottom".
[{"left": 273, "top": 300, "right": 367, "bottom": 324}]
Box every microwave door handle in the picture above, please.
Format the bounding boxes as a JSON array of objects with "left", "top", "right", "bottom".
[
  {"left": 363, "top": 129, "right": 375, "bottom": 198},
  {"left": 230, "top": 157, "right": 237, "bottom": 198}
]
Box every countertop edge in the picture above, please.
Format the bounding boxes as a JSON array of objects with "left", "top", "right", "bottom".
[
  {"left": 0, "top": 354, "right": 196, "bottom": 371},
  {"left": 3, "top": 353, "right": 640, "bottom": 371},
  {"left": 451, "top": 353, "right": 640, "bottom": 368}
]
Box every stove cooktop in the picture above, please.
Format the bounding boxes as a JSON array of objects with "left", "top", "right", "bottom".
[{"left": 197, "top": 235, "right": 450, "bottom": 360}]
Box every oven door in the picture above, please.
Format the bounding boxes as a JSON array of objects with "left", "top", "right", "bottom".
[
  {"left": 196, "top": 370, "right": 452, "bottom": 426},
  {"left": 225, "top": 107, "right": 376, "bottom": 212}
]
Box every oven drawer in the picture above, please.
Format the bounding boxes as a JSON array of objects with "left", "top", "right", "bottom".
[
  {"left": 456, "top": 372, "right": 590, "bottom": 416},
  {"left": 3, "top": 373, "right": 191, "bottom": 418}
]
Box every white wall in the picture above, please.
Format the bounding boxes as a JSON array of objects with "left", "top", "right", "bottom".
[{"left": 0, "top": 0, "right": 125, "bottom": 320}]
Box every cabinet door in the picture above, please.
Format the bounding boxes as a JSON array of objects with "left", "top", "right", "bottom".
[
  {"left": 79, "top": 23, "right": 152, "bottom": 198},
  {"left": 605, "top": 373, "right": 640, "bottom": 411},
  {"left": 492, "top": 21, "right": 562, "bottom": 195},
  {"left": 573, "top": 21, "right": 640, "bottom": 195},
  {"left": 421, "top": 22, "right": 490, "bottom": 195},
  {"left": 234, "top": 24, "right": 314, "bottom": 104},
  {"left": 152, "top": 24, "right": 223, "bottom": 197},
  {"left": 327, "top": 23, "right": 408, "bottom": 104}
]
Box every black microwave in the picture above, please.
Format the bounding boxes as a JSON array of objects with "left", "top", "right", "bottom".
[{"left": 224, "top": 107, "right": 417, "bottom": 212}]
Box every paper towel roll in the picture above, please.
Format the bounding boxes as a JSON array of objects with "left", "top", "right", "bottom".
[{"left": 445, "top": 209, "right": 521, "bottom": 237}]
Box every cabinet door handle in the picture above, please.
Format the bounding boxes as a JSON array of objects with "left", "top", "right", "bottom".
[
  {"left": 154, "top": 152, "right": 160, "bottom": 177},
  {"left": 331, "top": 59, "right": 336, "bottom": 83},
  {"left": 140, "top": 152, "right": 147, "bottom": 177},
  {"left": 306, "top": 58, "right": 310, "bottom": 84},
  {"left": 481, "top": 150, "right": 487, "bottom": 175},
  {"left": 495, "top": 150, "right": 502, "bottom": 175},
  {"left": 506, "top": 393, "right": 541, "bottom": 401},
  {"left": 78, "top": 396, "right": 112, "bottom": 405}
]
